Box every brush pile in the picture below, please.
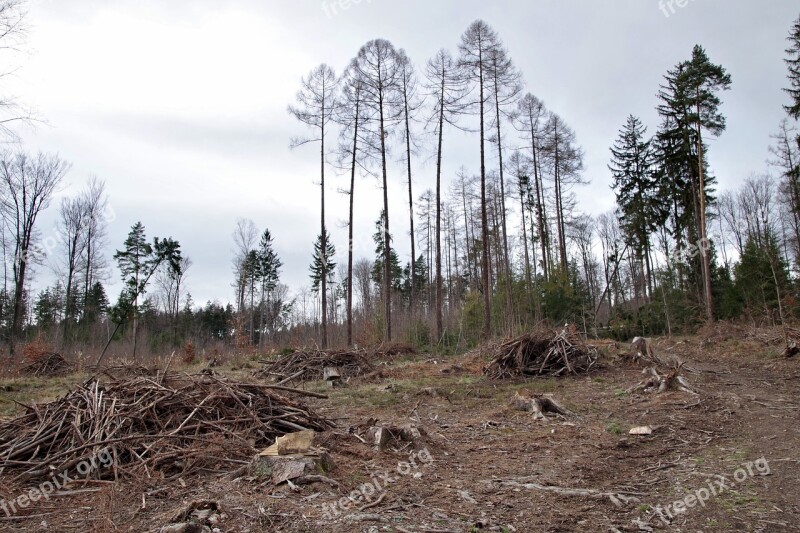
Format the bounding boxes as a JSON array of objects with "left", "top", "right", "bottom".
[
  {"left": 21, "top": 352, "right": 72, "bottom": 377},
  {"left": 0, "top": 373, "right": 333, "bottom": 482},
  {"left": 484, "top": 329, "right": 599, "bottom": 379},
  {"left": 370, "top": 342, "right": 417, "bottom": 359},
  {"left": 256, "top": 349, "right": 373, "bottom": 382}
]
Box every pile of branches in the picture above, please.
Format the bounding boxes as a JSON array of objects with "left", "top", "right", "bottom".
[
  {"left": 484, "top": 329, "right": 599, "bottom": 379},
  {"left": 370, "top": 342, "right": 417, "bottom": 359},
  {"left": 0, "top": 373, "right": 333, "bottom": 482},
  {"left": 256, "top": 349, "right": 373, "bottom": 382},
  {"left": 21, "top": 352, "right": 72, "bottom": 377}
]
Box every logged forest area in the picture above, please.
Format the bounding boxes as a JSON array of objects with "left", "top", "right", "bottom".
[
  {"left": 0, "top": 326, "right": 799, "bottom": 531},
  {"left": 0, "top": 1, "right": 799, "bottom": 532}
]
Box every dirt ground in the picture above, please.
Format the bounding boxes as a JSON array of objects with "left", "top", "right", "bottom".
[{"left": 0, "top": 330, "right": 798, "bottom": 532}]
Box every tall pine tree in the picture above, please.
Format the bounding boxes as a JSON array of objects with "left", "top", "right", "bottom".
[{"left": 609, "top": 115, "right": 667, "bottom": 300}]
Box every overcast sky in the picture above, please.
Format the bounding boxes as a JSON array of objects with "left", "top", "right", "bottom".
[{"left": 9, "top": 0, "right": 799, "bottom": 307}]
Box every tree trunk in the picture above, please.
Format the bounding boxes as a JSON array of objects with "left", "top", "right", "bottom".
[
  {"left": 696, "top": 93, "right": 714, "bottom": 323},
  {"left": 529, "top": 127, "right": 549, "bottom": 282},
  {"left": 434, "top": 69, "right": 445, "bottom": 343},
  {"left": 492, "top": 65, "right": 513, "bottom": 332},
  {"left": 478, "top": 51, "right": 491, "bottom": 339},
  {"left": 10, "top": 244, "right": 29, "bottom": 356},
  {"left": 320, "top": 95, "right": 329, "bottom": 349},
  {"left": 403, "top": 79, "right": 416, "bottom": 331},
  {"left": 346, "top": 89, "right": 360, "bottom": 348},
  {"left": 379, "top": 81, "right": 392, "bottom": 342},
  {"left": 519, "top": 182, "right": 533, "bottom": 321}
]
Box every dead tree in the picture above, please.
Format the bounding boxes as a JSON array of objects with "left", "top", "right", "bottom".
[
  {"left": 0, "top": 152, "right": 69, "bottom": 355},
  {"left": 514, "top": 93, "right": 551, "bottom": 282},
  {"left": 288, "top": 64, "right": 338, "bottom": 348},
  {"left": 397, "top": 50, "right": 423, "bottom": 326},
  {"left": 351, "top": 39, "right": 403, "bottom": 342},
  {"left": 487, "top": 42, "right": 523, "bottom": 332},
  {"left": 459, "top": 20, "right": 505, "bottom": 340},
  {"left": 424, "top": 48, "right": 467, "bottom": 343}
]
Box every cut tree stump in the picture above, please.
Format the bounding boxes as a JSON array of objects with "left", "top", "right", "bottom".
[
  {"left": 627, "top": 365, "right": 696, "bottom": 395},
  {"left": 250, "top": 453, "right": 334, "bottom": 485},
  {"left": 512, "top": 391, "right": 575, "bottom": 419}
]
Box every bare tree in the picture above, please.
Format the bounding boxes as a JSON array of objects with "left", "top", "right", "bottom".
[
  {"left": 769, "top": 119, "right": 800, "bottom": 263},
  {"left": 351, "top": 39, "right": 403, "bottom": 341},
  {"left": 0, "top": 152, "right": 69, "bottom": 353},
  {"left": 459, "top": 19, "right": 503, "bottom": 339},
  {"left": 515, "top": 93, "right": 551, "bottom": 282},
  {"left": 545, "top": 112, "right": 585, "bottom": 272},
  {"left": 58, "top": 194, "right": 89, "bottom": 343},
  {"left": 156, "top": 255, "right": 191, "bottom": 344},
  {"left": 0, "top": 1, "right": 32, "bottom": 141},
  {"left": 424, "top": 48, "right": 467, "bottom": 343},
  {"left": 353, "top": 258, "right": 373, "bottom": 319},
  {"left": 487, "top": 40, "right": 523, "bottom": 331},
  {"left": 81, "top": 177, "right": 109, "bottom": 313},
  {"left": 397, "top": 49, "right": 423, "bottom": 325},
  {"left": 288, "top": 64, "right": 338, "bottom": 348},
  {"left": 232, "top": 218, "right": 257, "bottom": 315},
  {"left": 508, "top": 151, "right": 535, "bottom": 319},
  {"left": 336, "top": 61, "right": 375, "bottom": 347}
]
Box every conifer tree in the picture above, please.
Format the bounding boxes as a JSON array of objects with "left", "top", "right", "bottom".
[
  {"left": 784, "top": 14, "right": 800, "bottom": 120},
  {"left": 609, "top": 115, "right": 667, "bottom": 299}
]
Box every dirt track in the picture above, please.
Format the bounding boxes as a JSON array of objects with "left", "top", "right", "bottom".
[{"left": 1, "top": 334, "right": 798, "bottom": 532}]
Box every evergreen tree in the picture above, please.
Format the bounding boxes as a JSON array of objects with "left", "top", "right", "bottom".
[
  {"left": 609, "top": 115, "right": 667, "bottom": 300},
  {"left": 79, "top": 281, "right": 108, "bottom": 332},
  {"left": 655, "top": 46, "right": 731, "bottom": 321},
  {"left": 256, "top": 229, "right": 282, "bottom": 345},
  {"left": 371, "top": 212, "right": 403, "bottom": 292},
  {"left": 114, "top": 222, "right": 151, "bottom": 357},
  {"left": 735, "top": 232, "right": 790, "bottom": 318},
  {"left": 111, "top": 222, "right": 181, "bottom": 360},
  {"left": 310, "top": 231, "right": 336, "bottom": 294},
  {"left": 785, "top": 14, "right": 800, "bottom": 120},
  {"left": 34, "top": 283, "right": 64, "bottom": 331}
]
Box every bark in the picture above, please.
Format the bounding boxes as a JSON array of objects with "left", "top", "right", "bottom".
[
  {"left": 478, "top": 48, "right": 491, "bottom": 339},
  {"left": 491, "top": 60, "right": 513, "bottom": 330},
  {"left": 434, "top": 64, "right": 445, "bottom": 343},
  {"left": 379, "top": 73, "right": 392, "bottom": 342},
  {"left": 402, "top": 73, "right": 416, "bottom": 325},
  {"left": 696, "top": 91, "right": 714, "bottom": 323},
  {"left": 320, "top": 96, "right": 329, "bottom": 349},
  {"left": 346, "top": 87, "right": 361, "bottom": 347}
]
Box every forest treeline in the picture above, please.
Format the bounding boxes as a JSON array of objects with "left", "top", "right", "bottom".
[{"left": 3, "top": 12, "right": 800, "bottom": 358}]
